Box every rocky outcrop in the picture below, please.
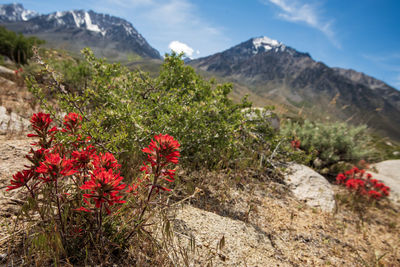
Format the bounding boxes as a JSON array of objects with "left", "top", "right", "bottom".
[
  {"left": 189, "top": 37, "right": 400, "bottom": 141},
  {"left": 0, "top": 106, "right": 30, "bottom": 134},
  {"left": 285, "top": 163, "right": 335, "bottom": 212}
]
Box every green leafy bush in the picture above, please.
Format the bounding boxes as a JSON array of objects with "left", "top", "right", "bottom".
[
  {"left": 28, "top": 49, "right": 268, "bottom": 174},
  {"left": 281, "top": 119, "right": 375, "bottom": 172},
  {"left": 0, "top": 26, "right": 44, "bottom": 65}
]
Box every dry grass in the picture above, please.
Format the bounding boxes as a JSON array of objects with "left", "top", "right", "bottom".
[{"left": 175, "top": 169, "right": 400, "bottom": 266}]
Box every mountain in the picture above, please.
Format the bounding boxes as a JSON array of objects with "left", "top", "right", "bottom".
[
  {"left": 333, "top": 67, "right": 400, "bottom": 111},
  {"left": 189, "top": 37, "right": 400, "bottom": 141},
  {"left": 0, "top": 3, "right": 38, "bottom": 22},
  {"left": 0, "top": 3, "right": 161, "bottom": 60}
]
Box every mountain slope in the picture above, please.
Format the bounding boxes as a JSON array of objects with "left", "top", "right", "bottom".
[
  {"left": 0, "top": 4, "right": 161, "bottom": 60},
  {"left": 189, "top": 37, "right": 400, "bottom": 141},
  {"left": 0, "top": 3, "right": 38, "bottom": 22}
]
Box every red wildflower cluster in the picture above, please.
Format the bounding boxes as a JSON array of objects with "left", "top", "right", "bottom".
[
  {"left": 80, "top": 169, "right": 126, "bottom": 214},
  {"left": 36, "top": 153, "right": 77, "bottom": 181},
  {"left": 28, "top": 112, "right": 58, "bottom": 138},
  {"left": 291, "top": 139, "right": 300, "bottom": 149},
  {"left": 71, "top": 145, "right": 96, "bottom": 169},
  {"left": 143, "top": 134, "right": 180, "bottom": 166},
  {"left": 7, "top": 111, "right": 181, "bottom": 246},
  {"left": 140, "top": 134, "right": 180, "bottom": 191},
  {"left": 336, "top": 167, "right": 390, "bottom": 200},
  {"left": 91, "top": 152, "right": 121, "bottom": 171},
  {"left": 62, "top": 112, "right": 83, "bottom": 133}
]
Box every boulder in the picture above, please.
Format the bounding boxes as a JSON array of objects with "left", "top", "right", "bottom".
[
  {"left": 0, "top": 65, "right": 14, "bottom": 75},
  {"left": 171, "top": 205, "right": 281, "bottom": 266},
  {"left": 368, "top": 160, "right": 400, "bottom": 204},
  {"left": 0, "top": 106, "right": 30, "bottom": 134},
  {"left": 285, "top": 163, "right": 335, "bottom": 212}
]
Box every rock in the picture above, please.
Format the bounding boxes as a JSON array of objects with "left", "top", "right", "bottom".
[
  {"left": 242, "top": 107, "right": 280, "bottom": 130},
  {"left": 285, "top": 164, "right": 335, "bottom": 212},
  {"left": 368, "top": 160, "right": 400, "bottom": 204},
  {"left": 0, "top": 65, "right": 14, "bottom": 75},
  {"left": 171, "top": 205, "right": 281, "bottom": 266},
  {"left": 0, "top": 106, "right": 30, "bottom": 134}
]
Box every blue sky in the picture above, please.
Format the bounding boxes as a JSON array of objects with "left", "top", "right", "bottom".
[{"left": 2, "top": 0, "right": 400, "bottom": 89}]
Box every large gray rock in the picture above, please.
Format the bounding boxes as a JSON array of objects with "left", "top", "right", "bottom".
[
  {"left": 285, "top": 164, "right": 335, "bottom": 212},
  {"left": 368, "top": 160, "right": 400, "bottom": 204},
  {"left": 0, "top": 106, "right": 30, "bottom": 134},
  {"left": 170, "top": 205, "right": 282, "bottom": 266}
]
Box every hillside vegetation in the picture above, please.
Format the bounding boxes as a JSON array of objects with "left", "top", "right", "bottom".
[{"left": 0, "top": 30, "right": 399, "bottom": 266}]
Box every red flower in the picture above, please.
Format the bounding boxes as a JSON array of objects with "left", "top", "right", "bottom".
[
  {"left": 336, "top": 173, "right": 346, "bottom": 184},
  {"left": 71, "top": 146, "right": 96, "bottom": 169},
  {"left": 126, "top": 183, "right": 139, "bottom": 194},
  {"left": 7, "top": 169, "right": 35, "bottom": 191},
  {"left": 30, "top": 113, "right": 54, "bottom": 133},
  {"left": 36, "top": 153, "right": 77, "bottom": 180},
  {"left": 291, "top": 139, "right": 300, "bottom": 149},
  {"left": 337, "top": 167, "right": 390, "bottom": 200},
  {"left": 142, "top": 134, "right": 180, "bottom": 166},
  {"left": 368, "top": 190, "right": 382, "bottom": 200},
  {"left": 345, "top": 178, "right": 364, "bottom": 190},
  {"left": 80, "top": 169, "right": 126, "bottom": 213},
  {"left": 91, "top": 152, "right": 121, "bottom": 171},
  {"left": 161, "top": 169, "right": 176, "bottom": 182},
  {"left": 74, "top": 206, "right": 92, "bottom": 213},
  {"left": 62, "top": 112, "right": 82, "bottom": 133}
]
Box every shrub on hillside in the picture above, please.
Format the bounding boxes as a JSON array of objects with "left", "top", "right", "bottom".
[
  {"left": 281, "top": 120, "right": 375, "bottom": 172},
  {"left": 28, "top": 49, "right": 284, "bottom": 175}
]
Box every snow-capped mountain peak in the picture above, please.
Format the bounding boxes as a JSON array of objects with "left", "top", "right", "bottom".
[
  {"left": 0, "top": 4, "right": 160, "bottom": 59},
  {"left": 64, "top": 11, "right": 106, "bottom": 36},
  {"left": 0, "top": 3, "right": 38, "bottom": 22},
  {"left": 252, "top": 36, "right": 286, "bottom": 53}
]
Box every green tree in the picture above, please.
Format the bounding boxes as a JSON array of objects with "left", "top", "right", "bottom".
[{"left": 0, "top": 26, "right": 44, "bottom": 64}]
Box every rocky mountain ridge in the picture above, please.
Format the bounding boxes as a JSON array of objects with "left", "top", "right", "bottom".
[
  {"left": 0, "top": 3, "right": 161, "bottom": 60},
  {"left": 190, "top": 37, "right": 400, "bottom": 141},
  {"left": 0, "top": 3, "right": 38, "bottom": 22}
]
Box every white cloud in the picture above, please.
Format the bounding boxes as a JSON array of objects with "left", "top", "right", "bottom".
[
  {"left": 168, "top": 41, "right": 194, "bottom": 58},
  {"left": 93, "top": 0, "right": 229, "bottom": 57},
  {"left": 263, "top": 0, "right": 339, "bottom": 47}
]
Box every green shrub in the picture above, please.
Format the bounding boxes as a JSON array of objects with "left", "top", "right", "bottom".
[
  {"left": 281, "top": 119, "right": 376, "bottom": 172},
  {"left": 28, "top": 49, "right": 268, "bottom": 174},
  {"left": 53, "top": 59, "right": 92, "bottom": 93}
]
